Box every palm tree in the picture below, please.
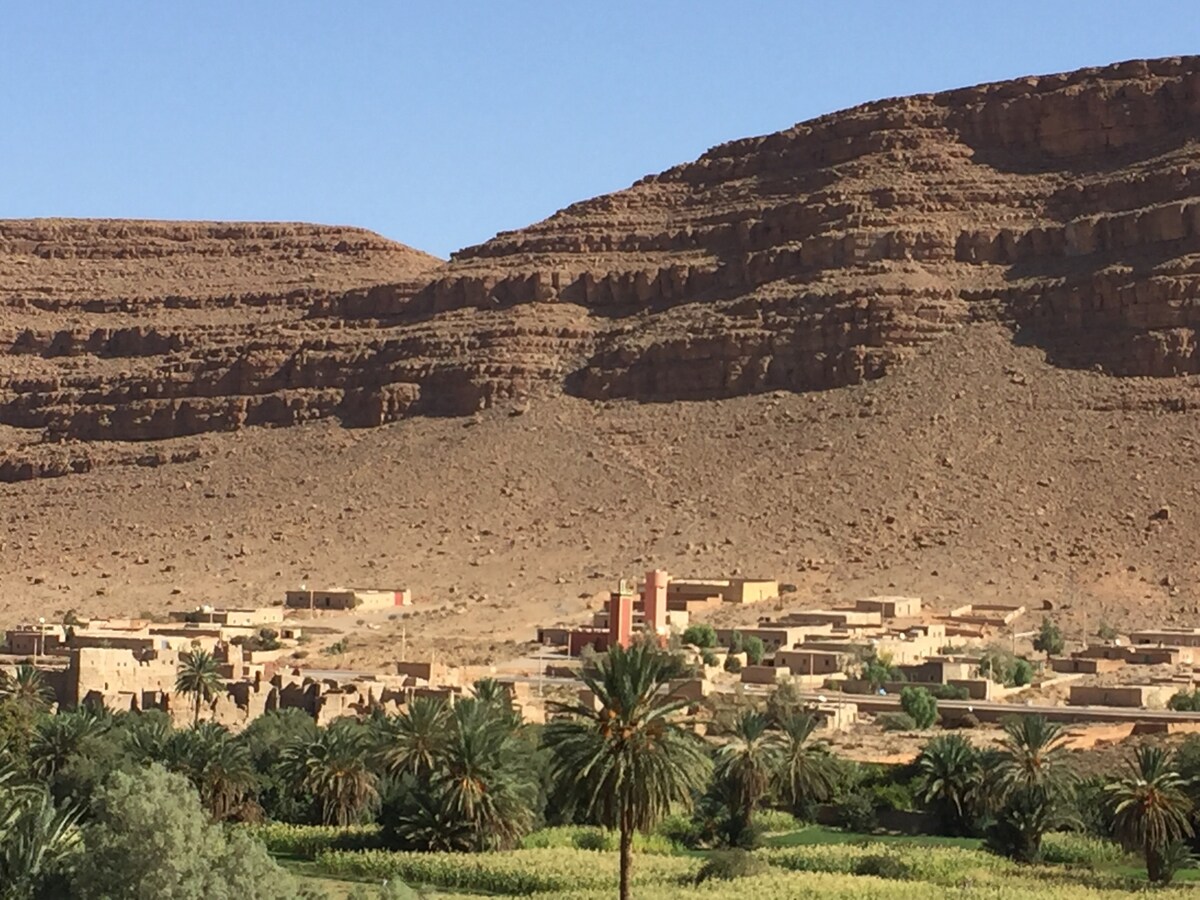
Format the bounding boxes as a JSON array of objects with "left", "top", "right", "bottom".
[
  {"left": 279, "top": 721, "right": 378, "bottom": 826},
  {"left": 28, "top": 712, "right": 108, "bottom": 782},
  {"left": 988, "top": 715, "right": 1074, "bottom": 803},
  {"left": 1105, "top": 746, "right": 1195, "bottom": 884},
  {"left": 543, "top": 642, "right": 712, "bottom": 900},
  {"left": 175, "top": 649, "right": 222, "bottom": 727},
  {"left": 0, "top": 763, "right": 81, "bottom": 900},
  {"left": 982, "top": 715, "right": 1075, "bottom": 861},
  {"left": 772, "top": 711, "right": 838, "bottom": 818},
  {"left": 0, "top": 666, "right": 54, "bottom": 713},
  {"left": 374, "top": 696, "right": 450, "bottom": 778},
  {"left": 714, "top": 710, "right": 780, "bottom": 845},
  {"left": 163, "top": 723, "right": 257, "bottom": 821},
  {"left": 914, "top": 733, "right": 981, "bottom": 836},
  {"left": 434, "top": 699, "right": 536, "bottom": 849}
]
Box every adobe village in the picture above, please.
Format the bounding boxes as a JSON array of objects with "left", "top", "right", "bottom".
[{"left": 9, "top": 565, "right": 1200, "bottom": 748}]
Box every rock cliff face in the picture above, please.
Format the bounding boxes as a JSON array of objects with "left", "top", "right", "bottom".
[{"left": 4, "top": 57, "right": 1200, "bottom": 480}]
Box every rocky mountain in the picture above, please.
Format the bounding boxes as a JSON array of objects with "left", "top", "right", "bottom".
[{"left": 3, "top": 57, "right": 1200, "bottom": 646}]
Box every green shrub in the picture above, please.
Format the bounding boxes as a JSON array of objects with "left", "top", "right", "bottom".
[
  {"left": 1040, "top": 832, "right": 1127, "bottom": 868},
  {"left": 682, "top": 624, "right": 717, "bottom": 648},
  {"left": 1167, "top": 689, "right": 1200, "bottom": 711},
  {"left": 830, "top": 793, "right": 876, "bottom": 833},
  {"left": 754, "top": 809, "right": 799, "bottom": 834},
  {"left": 899, "top": 686, "right": 937, "bottom": 729},
  {"left": 694, "top": 849, "right": 768, "bottom": 883},
  {"left": 926, "top": 683, "right": 970, "bottom": 701},
  {"left": 724, "top": 656, "right": 743, "bottom": 673},
  {"left": 864, "top": 781, "right": 914, "bottom": 813},
  {"left": 241, "top": 823, "right": 382, "bottom": 859},
  {"left": 853, "top": 853, "right": 912, "bottom": 880},
  {"left": 743, "top": 636, "right": 765, "bottom": 665},
  {"left": 521, "top": 826, "right": 678, "bottom": 855},
  {"left": 1011, "top": 658, "right": 1034, "bottom": 686},
  {"left": 878, "top": 712, "right": 917, "bottom": 732}
]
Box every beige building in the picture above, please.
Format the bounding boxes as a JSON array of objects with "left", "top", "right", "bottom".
[
  {"left": 667, "top": 578, "right": 778, "bottom": 605},
  {"left": 285, "top": 587, "right": 411, "bottom": 611},
  {"left": 169, "top": 606, "right": 284, "bottom": 627},
  {"left": 854, "top": 596, "right": 922, "bottom": 619}
]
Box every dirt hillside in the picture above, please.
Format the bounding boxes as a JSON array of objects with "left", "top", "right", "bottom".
[{"left": 3, "top": 58, "right": 1200, "bottom": 660}]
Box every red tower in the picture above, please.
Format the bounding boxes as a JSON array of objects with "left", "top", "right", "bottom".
[
  {"left": 644, "top": 569, "right": 669, "bottom": 635},
  {"left": 608, "top": 590, "right": 633, "bottom": 649}
]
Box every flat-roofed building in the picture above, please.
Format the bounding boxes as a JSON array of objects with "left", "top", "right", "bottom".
[{"left": 285, "top": 587, "right": 411, "bottom": 611}]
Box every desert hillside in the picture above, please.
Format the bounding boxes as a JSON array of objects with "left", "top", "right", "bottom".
[{"left": 3, "top": 58, "right": 1200, "bottom": 655}]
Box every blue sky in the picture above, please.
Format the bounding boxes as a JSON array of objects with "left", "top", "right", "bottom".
[{"left": 3, "top": 3, "right": 1198, "bottom": 258}]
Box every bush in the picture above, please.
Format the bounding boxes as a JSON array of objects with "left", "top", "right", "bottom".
[
  {"left": 1040, "top": 832, "right": 1127, "bottom": 868},
  {"left": 1167, "top": 689, "right": 1200, "bottom": 711},
  {"left": 1033, "top": 618, "right": 1065, "bottom": 659},
  {"left": 701, "top": 650, "right": 719, "bottom": 668},
  {"left": 743, "top": 636, "right": 765, "bottom": 665},
  {"left": 754, "top": 809, "right": 800, "bottom": 834},
  {"left": 878, "top": 712, "right": 917, "bottom": 732},
  {"left": 241, "top": 823, "right": 382, "bottom": 859},
  {"left": 724, "top": 656, "right": 743, "bottom": 673},
  {"left": 1011, "top": 658, "right": 1034, "bottom": 686},
  {"left": 853, "top": 853, "right": 912, "bottom": 880},
  {"left": 946, "top": 712, "right": 980, "bottom": 730},
  {"left": 979, "top": 646, "right": 1035, "bottom": 687},
  {"left": 521, "top": 826, "right": 678, "bottom": 855},
  {"left": 694, "top": 849, "right": 768, "bottom": 883},
  {"left": 831, "top": 793, "right": 877, "bottom": 833},
  {"left": 864, "top": 781, "right": 914, "bottom": 813},
  {"left": 655, "top": 814, "right": 703, "bottom": 848},
  {"left": 682, "top": 624, "right": 717, "bottom": 648},
  {"left": 927, "top": 683, "right": 970, "bottom": 701},
  {"left": 72, "top": 766, "right": 309, "bottom": 899},
  {"left": 727, "top": 631, "right": 745, "bottom": 654},
  {"left": 899, "top": 687, "right": 938, "bottom": 729}
]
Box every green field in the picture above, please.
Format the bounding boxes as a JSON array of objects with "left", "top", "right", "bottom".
[{"left": 266, "top": 824, "right": 1200, "bottom": 899}]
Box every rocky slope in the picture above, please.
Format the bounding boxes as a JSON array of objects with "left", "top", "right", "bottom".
[
  {"left": 5, "top": 58, "right": 1200, "bottom": 485},
  {"left": 4, "top": 57, "right": 1200, "bottom": 646}
]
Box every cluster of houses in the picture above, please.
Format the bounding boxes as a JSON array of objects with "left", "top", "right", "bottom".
[
  {"left": 0, "top": 585, "right": 497, "bottom": 730},
  {"left": 9, "top": 569, "right": 1200, "bottom": 737}
]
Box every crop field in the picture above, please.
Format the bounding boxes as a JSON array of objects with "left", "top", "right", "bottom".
[{"left": 273, "top": 825, "right": 1199, "bottom": 899}]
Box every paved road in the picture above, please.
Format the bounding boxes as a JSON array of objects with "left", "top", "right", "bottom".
[{"left": 785, "top": 690, "right": 1200, "bottom": 726}]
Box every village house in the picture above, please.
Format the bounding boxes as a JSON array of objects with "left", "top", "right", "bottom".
[{"left": 284, "top": 587, "right": 412, "bottom": 612}]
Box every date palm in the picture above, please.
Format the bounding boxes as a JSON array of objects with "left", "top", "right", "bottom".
[
  {"left": 0, "top": 764, "right": 80, "bottom": 900},
  {"left": 374, "top": 696, "right": 450, "bottom": 778},
  {"left": 773, "top": 711, "right": 838, "bottom": 817},
  {"left": 435, "top": 699, "right": 535, "bottom": 849},
  {"left": 988, "top": 714, "right": 1074, "bottom": 803},
  {"left": 543, "top": 642, "right": 712, "bottom": 900},
  {"left": 28, "top": 711, "right": 108, "bottom": 782},
  {"left": 1105, "top": 745, "right": 1195, "bottom": 884},
  {"left": 174, "top": 649, "right": 222, "bottom": 727},
  {"left": 0, "top": 666, "right": 54, "bottom": 713},
  {"left": 982, "top": 715, "right": 1075, "bottom": 861},
  {"left": 163, "top": 723, "right": 256, "bottom": 821},
  {"left": 915, "top": 733, "right": 981, "bottom": 836},
  {"left": 715, "top": 710, "right": 780, "bottom": 844},
  {"left": 279, "top": 721, "right": 377, "bottom": 826}
]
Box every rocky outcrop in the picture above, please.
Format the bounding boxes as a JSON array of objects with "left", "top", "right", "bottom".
[{"left": 4, "top": 57, "right": 1200, "bottom": 479}]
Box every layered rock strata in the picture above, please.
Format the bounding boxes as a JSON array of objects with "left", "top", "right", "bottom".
[{"left": 4, "top": 57, "right": 1200, "bottom": 480}]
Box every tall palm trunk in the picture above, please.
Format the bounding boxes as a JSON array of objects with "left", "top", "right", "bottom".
[
  {"left": 619, "top": 806, "right": 633, "bottom": 900},
  {"left": 193, "top": 691, "right": 201, "bottom": 727},
  {"left": 1146, "top": 840, "right": 1163, "bottom": 884}
]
